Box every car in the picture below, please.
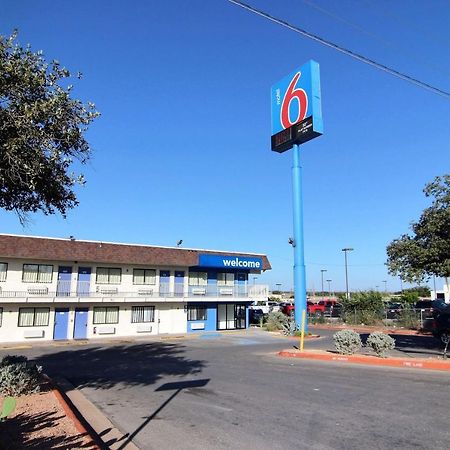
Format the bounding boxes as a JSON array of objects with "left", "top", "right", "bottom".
[
  {"left": 280, "top": 302, "right": 295, "bottom": 316},
  {"left": 430, "top": 301, "right": 450, "bottom": 345},
  {"left": 249, "top": 308, "right": 265, "bottom": 324},
  {"left": 308, "top": 299, "right": 340, "bottom": 318},
  {"left": 414, "top": 299, "right": 435, "bottom": 330},
  {"left": 384, "top": 302, "right": 404, "bottom": 320}
]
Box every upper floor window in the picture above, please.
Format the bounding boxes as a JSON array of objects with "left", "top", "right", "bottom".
[
  {"left": 22, "top": 264, "right": 53, "bottom": 283},
  {"left": 133, "top": 269, "right": 156, "bottom": 285},
  {"left": 0, "top": 263, "right": 7, "bottom": 282},
  {"left": 217, "top": 272, "right": 234, "bottom": 286},
  {"left": 96, "top": 267, "right": 121, "bottom": 284},
  {"left": 189, "top": 272, "right": 207, "bottom": 286}
]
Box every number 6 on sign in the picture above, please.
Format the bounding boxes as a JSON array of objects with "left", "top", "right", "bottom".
[{"left": 280, "top": 72, "right": 308, "bottom": 129}]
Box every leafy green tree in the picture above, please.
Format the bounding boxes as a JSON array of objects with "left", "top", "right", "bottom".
[
  {"left": 342, "top": 290, "right": 384, "bottom": 312},
  {"left": 386, "top": 175, "right": 450, "bottom": 287},
  {"left": 0, "top": 31, "right": 99, "bottom": 223}
]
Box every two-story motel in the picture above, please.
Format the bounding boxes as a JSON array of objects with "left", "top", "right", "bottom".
[{"left": 0, "top": 234, "right": 271, "bottom": 343}]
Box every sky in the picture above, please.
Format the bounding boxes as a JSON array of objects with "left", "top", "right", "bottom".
[{"left": 1, "top": 0, "right": 449, "bottom": 293}]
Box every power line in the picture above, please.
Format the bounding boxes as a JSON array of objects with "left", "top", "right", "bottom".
[{"left": 227, "top": 0, "right": 450, "bottom": 100}]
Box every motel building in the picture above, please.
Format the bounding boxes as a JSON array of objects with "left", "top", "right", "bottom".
[{"left": 0, "top": 234, "right": 271, "bottom": 343}]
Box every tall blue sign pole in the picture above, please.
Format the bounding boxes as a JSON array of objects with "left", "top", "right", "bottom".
[{"left": 271, "top": 60, "right": 323, "bottom": 332}]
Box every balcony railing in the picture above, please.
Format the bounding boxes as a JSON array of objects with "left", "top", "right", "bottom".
[{"left": 0, "top": 282, "right": 269, "bottom": 300}]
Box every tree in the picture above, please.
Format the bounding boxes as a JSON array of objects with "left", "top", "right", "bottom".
[
  {"left": 0, "top": 31, "right": 99, "bottom": 223},
  {"left": 386, "top": 175, "right": 450, "bottom": 287}
]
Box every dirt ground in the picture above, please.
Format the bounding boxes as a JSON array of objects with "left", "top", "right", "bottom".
[{"left": 0, "top": 385, "right": 96, "bottom": 449}]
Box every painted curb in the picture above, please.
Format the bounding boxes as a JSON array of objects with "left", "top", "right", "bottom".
[
  {"left": 278, "top": 350, "right": 450, "bottom": 372},
  {"left": 45, "top": 375, "right": 102, "bottom": 449}
]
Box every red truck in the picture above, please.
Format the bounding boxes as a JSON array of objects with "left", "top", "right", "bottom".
[{"left": 282, "top": 300, "right": 341, "bottom": 317}]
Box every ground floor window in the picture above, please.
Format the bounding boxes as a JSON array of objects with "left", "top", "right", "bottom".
[
  {"left": 0, "top": 307, "right": 2, "bottom": 326},
  {"left": 93, "top": 307, "right": 119, "bottom": 324},
  {"left": 187, "top": 305, "right": 207, "bottom": 321},
  {"left": 18, "top": 307, "right": 50, "bottom": 327},
  {"left": 131, "top": 306, "right": 155, "bottom": 323}
]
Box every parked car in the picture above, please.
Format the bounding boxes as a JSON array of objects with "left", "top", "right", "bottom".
[
  {"left": 280, "top": 302, "right": 295, "bottom": 316},
  {"left": 430, "top": 300, "right": 450, "bottom": 343},
  {"left": 308, "top": 300, "right": 340, "bottom": 317},
  {"left": 384, "top": 302, "right": 404, "bottom": 320},
  {"left": 249, "top": 308, "right": 265, "bottom": 324},
  {"left": 414, "top": 299, "right": 435, "bottom": 330}
]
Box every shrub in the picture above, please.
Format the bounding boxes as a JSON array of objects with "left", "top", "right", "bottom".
[
  {"left": 333, "top": 329, "right": 362, "bottom": 355},
  {"left": 342, "top": 309, "right": 384, "bottom": 326},
  {"left": 366, "top": 332, "right": 395, "bottom": 357},
  {"left": 265, "top": 311, "right": 287, "bottom": 331},
  {"left": 0, "top": 355, "right": 42, "bottom": 396},
  {"left": 282, "top": 318, "right": 298, "bottom": 336}
]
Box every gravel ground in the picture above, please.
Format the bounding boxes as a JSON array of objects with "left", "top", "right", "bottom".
[{"left": 0, "top": 386, "right": 96, "bottom": 449}]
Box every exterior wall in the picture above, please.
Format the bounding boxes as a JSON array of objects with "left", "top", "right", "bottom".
[{"left": 187, "top": 303, "right": 217, "bottom": 332}]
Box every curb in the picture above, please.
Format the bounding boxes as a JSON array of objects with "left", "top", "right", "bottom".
[
  {"left": 45, "top": 375, "right": 102, "bottom": 449},
  {"left": 278, "top": 350, "right": 450, "bottom": 372}
]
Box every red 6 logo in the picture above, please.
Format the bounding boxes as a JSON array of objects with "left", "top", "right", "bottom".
[{"left": 280, "top": 72, "right": 308, "bottom": 130}]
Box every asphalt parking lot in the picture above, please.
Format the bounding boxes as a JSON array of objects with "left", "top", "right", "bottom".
[{"left": 3, "top": 329, "right": 450, "bottom": 450}]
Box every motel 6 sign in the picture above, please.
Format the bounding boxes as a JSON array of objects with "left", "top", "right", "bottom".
[{"left": 271, "top": 60, "right": 323, "bottom": 152}]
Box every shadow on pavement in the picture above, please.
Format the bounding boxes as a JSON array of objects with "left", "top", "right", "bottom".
[
  {"left": 360, "top": 333, "right": 445, "bottom": 357},
  {"left": 34, "top": 342, "right": 206, "bottom": 390}
]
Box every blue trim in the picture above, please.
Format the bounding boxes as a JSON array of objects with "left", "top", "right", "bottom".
[{"left": 187, "top": 303, "right": 217, "bottom": 332}]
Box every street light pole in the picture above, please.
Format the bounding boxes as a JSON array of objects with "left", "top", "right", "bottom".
[
  {"left": 320, "top": 269, "right": 327, "bottom": 301},
  {"left": 342, "top": 248, "right": 354, "bottom": 300},
  {"left": 326, "top": 279, "right": 332, "bottom": 298},
  {"left": 276, "top": 283, "right": 281, "bottom": 294},
  {"left": 382, "top": 280, "right": 387, "bottom": 292}
]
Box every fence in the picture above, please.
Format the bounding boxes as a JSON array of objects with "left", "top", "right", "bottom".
[{"left": 309, "top": 307, "right": 435, "bottom": 331}]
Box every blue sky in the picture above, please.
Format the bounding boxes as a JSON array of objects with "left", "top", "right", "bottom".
[{"left": 1, "top": 0, "right": 449, "bottom": 293}]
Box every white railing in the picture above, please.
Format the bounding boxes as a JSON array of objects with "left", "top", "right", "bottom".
[{"left": 0, "top": 283, "right": 269, "bottom": 300}]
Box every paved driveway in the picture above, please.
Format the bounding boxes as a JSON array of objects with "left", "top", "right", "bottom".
[{"left": 3, "top": 330, "right": 450, "bottom": 449}]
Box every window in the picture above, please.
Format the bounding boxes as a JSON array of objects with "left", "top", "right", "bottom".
[
  {"left": 189, "top": 272, "right": 207, "bottom": 286},
  {"left": 0, "top": 263, "right": 7, "bottom": 282},
  {"left": 131, "top": 306, "right": 155, "bottom": 323},
  {"left": 187, "top": 305, "right": 207, "bottom": 321},
  {"left": 133, "top": 269, "right": 156, "bottom": 285},
  {"left": 96, "top": 267, "right": 122, "bottom": 284},
  {"left": 22, "top": 264, "right": 53, "bottom": 283},
  {"left": 0, "top": 307, "right": 2, "bottom": 326},
  {"left": 217, "top": 272, "right": 234, "bottom": 286},
  {"left": 18, "top": 308, "right": 50, "bottom": 327},
  {"left": 93, "top": 307, "right": 119, "bottom": 324}
]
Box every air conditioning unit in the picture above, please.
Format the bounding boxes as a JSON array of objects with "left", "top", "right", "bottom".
[
  {"left": 138, "top": 289, "right": 154, "bottom": 296},
  {"left": 219, "top": 288, "right": 234, "bottom": 295},
  {"left": 192, "top": 288, "right": 206, "bottom": 295},
  {"left": 27, "top": 287, "right": 49, "bottom": 295},
  {"left": 99, "top": 287, "right": 118, "bottom": 295}
]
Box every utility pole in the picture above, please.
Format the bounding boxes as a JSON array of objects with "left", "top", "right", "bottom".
[
  {"left": 320, "top": 269, "right": 327, "bottom": 301},
  {"left": 342, "top": 248, "right": 353, "bottom": 300}
]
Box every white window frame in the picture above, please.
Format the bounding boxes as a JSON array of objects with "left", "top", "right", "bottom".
[
  {"left": 93, "top": 307, "right": 119, "bottom": 324},
  {"left": 131, "top": 306, "right": 155, "bottom": 323},
  {"left": 22, "top": 264, "right": 53, "bottom": 283},
  {"left": 133, "top": 269, "right": 156, "bottom": 285},
  {"left": 189, "top": 272, "right": 208, "bottom": 286},
  {"left": 187, "top": 305, "right": 207, "bottom": 321},
  {"left": 217, "top": 272, "right": 234, "bottom": 287},
  {"left": 18, "top": 307, "right": 50, "bottom": 327},
  {"left": 96, "top": 267, "right": 122, "bottom": 285},
  {"left": 0, "top": 263, "right": 7, "bottom": 282}
]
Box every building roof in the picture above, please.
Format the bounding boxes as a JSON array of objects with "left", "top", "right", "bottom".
[{"left": 0, "top": 234, "right": 271, "bottom": 271}]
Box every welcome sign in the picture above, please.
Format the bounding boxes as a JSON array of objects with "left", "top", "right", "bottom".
[{"left": 199, "top": 254, "right": 263, "bottom": 269}]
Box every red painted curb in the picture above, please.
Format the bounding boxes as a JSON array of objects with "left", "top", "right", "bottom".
[
  {"left": 278, "top": 350, "right": 450, "bottom": 372},
  {"left": 44, "top": 376, "right": 101, "bottom": 449}
]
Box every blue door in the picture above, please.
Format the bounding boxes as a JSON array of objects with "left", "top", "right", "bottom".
[
  {"left": 73, "top": 308, "right": 88, "bottom": 339},
  {"left": 57, "top": 266, "right": 72, "bottom": 296},
  {"left": 77, "top": 267, "right": 91, "bottom": 297},
  {"left": 160, "top": 270, "right": 170, "bottom": 295},
  {"left": 237, "top": 273, "right": 247, "bottom": 297},
  {"left": 174, "top": 271, "right": 184, "bottom": 296},
  {"left": 53, "top": 308, "right": 69, "bottom": 340}
]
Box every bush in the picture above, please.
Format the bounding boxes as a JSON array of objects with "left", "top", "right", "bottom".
[
  {"left": 0, "top": 355, "right": 42, "bottom": 396},
  {"left": 342, "top": 309, "right": 384, "bottom": 326},
  {"left": 282, "top": 318, "right": 298, "bottom": 336},
  {"left": 265, "top": 311, "right": 287, "bottom": 331},
  {"left": 366, "top": 332, "right": 395, "bottom": 357},
  {"left": 333, "top": 329, "right": 362, "bottom": 355}
]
